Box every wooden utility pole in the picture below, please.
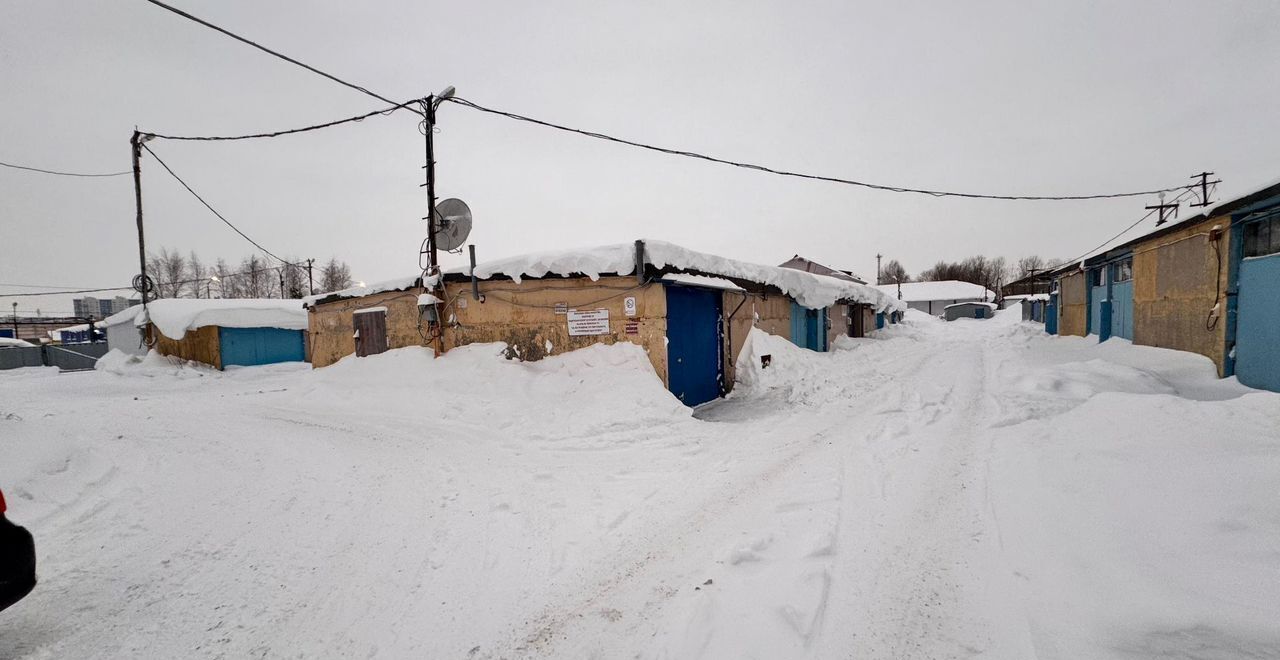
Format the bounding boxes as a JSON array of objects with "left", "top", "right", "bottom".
[
  {"left": 305, "top": 258, "right": 315, "bottom": 295},
  {"left": 876, "top": 253, "right": 883, "bottom": 285},
  {"left": 130, "top": 131, "right": 149, "bottom": 305}
]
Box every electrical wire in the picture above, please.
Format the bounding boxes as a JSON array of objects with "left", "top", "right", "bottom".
[
  {"left": 1, "top": 160, "right": 130, "bottom": 178},
  {"left": 0, "top": 286, "right": 134, "bottom": 297},
  {"left": 144, "top": 98, "right": 421, "bottom": 142},
  {"left": 139, "top": 0, "right": 415, "bottom": 114},
  {"left": 140, "top": 143, "right": 296, "bottom": 267},
  {"left": 1059, "top": 187, "right": 1200, "bottom": 267},
  {"left": 444, "top": 96, "right": 1195, "bottom": 202}
]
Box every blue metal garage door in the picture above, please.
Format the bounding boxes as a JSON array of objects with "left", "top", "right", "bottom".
[
  {"left": 1109, "top": 257, "right": 1134, "bottom": 341},
  {"left": 789, "top": 302, "right": 828, "bottom": 351},
  {"left": 1235, "top": 210, "right": 1280, "bottom": 392},
  {"left": 1088, "top": 267, "right": 1109, "bottom": 340},
  {"left": 219, "top": 327, "right": 305, "bottom": 368},
  {"left": 1046, "top": 293, "right": 1059, "bottom": 334},
  {"left": 665, "top": 285, "right": 723, "bottom": 406}
]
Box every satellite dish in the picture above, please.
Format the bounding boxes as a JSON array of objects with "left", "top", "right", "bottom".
[{"left": 432, "top": 198, "right": 473, "bottom": 251}]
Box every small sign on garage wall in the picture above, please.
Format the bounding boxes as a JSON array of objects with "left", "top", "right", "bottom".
[
  {"left": 624, "top": 296, "right": 637, "bottom": 317},
  {"left": 567, "top": 309, "right": 610, "bottom": 336},
  {"left": 624, "top": 321, "right": 639, "bottom": 335},
  {"left": 554, "top": 302, "right": 568, "bottom": 315}
]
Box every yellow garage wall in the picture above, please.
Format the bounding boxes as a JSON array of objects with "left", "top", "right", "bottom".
[
  {"left": 1057, "top": 271, "right": 1088, "bottom": 337},
  {"left": 1132, "top": 214, "right": 1230, "bottom": 374},
  {"left": 152, "top": 324, "right": 221, "bottom": 370}
]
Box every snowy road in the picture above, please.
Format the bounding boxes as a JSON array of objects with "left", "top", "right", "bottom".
[{"left": 2, "top": 311, "right": 1278, "bottom": 659}]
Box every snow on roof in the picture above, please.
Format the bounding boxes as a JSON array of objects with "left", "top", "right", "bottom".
[
  {"left": 48, "top": 323, "right": 92, "bottom": 341},
  {"left": 874, "top": 280, "right": 994, "bottom": 303},
  {"left": 660, "top": 273, "right": 745, "bottom": 291},
  {"left": 133, "top": 299, "right": 308, "bottom": 340},
  {"left": 101, "top": 305, "right": 144, "bottom": 328},
  {"left": 448, "top": 240, "right": 905, "bottom": 312},
  {"left": 0, "top": 336, "right": 31, "bottom": 348},
  {"left": 302, "top": 275, "right": 422, "bottom": 306},
  {"left": 944, "top": 301, "right": 998, "bottom": 310}
]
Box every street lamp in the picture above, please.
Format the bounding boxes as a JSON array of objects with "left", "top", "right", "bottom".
[{"left": 208, "top": 275, "right": 220, "bottom": 299}]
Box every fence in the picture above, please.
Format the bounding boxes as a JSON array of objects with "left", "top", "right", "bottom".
[{"left": 0, "top": 343, "right": 110, "bottom": 371}]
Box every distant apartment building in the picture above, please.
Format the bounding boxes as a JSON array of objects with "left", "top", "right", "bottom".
[{"left": 73, "top": 296, "right": 138, "bottom": 319}]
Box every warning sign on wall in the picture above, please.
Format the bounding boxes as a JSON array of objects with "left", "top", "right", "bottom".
[
  {"left": 554, "top": 302, "right": 568, "bottom": 315},
  {"left": 624, "top": 321, "right": 639, "bottom": 335},
  {"left": 567, "top": 309, "right": 610, "bottom": 336},
  {"left": 623, "top": 296, "right": 637, "bottom": 317}
]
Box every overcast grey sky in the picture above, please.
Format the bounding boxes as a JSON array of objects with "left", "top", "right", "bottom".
[{"left": 3, "top": 0, "right": 1279, "bottom": 314}]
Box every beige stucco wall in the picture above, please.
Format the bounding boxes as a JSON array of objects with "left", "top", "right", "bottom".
[
  {"left": 309, "top": 277, "right": 836, "bottom": 395},
  {"left": 1132, "top": 214, "right": 1230, "bottom": 374},
  {"left": 1057, "top": 270, "right": 1088, "bottom": 337},
  {"left": 441, "top": 276, "right": 671, "bottom": 383},
  {"left": 308, "top": 289, "right": 422, "bottom": 368}
]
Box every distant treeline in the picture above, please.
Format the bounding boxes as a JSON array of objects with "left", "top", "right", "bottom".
[
  {"left": 879, "top": 255, "right": 1063, "bottom": 292},
  {"left": 146, "top": 248, "right": 354, "bottom": 299}
]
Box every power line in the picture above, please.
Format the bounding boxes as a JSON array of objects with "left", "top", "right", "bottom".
[
  {"left": 444, "top": 96, "right": 1195, "bottom": 202},
  {"left": 1, "top": 160, "right": 130, "bottom": 178},
  {"left": 1060, "top": 187, "right": 1200, "bottom": 266},
  {"left": 139, "top": 0, "right": 413, "bottom": 113},
  {"left": 0, "top": 286, "right": 133, "bottom": 297},
  {"left": 140, "top": 143, "right": 296, "bottom": 267},
  {"left": 144, "top": 98, "right": 421, "bottom": 142}
]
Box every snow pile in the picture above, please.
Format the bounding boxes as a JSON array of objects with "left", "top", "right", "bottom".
[
  {"left": 455, "top": 239, "right": 905, "bottom": 312},
  {"left": 95, "top": 348, "right": 218, "bottom": 378},
  {"left": 135, "top": 298, "right": 308, "bottom": 340},
  {"left": 660, "top": 273, "right": 744, "bottom": 291},
  {"left": 0, "top": 337, "right": 32, "bottom": 348},
  {"left": 875, "top": 279, "right": 993, "bottom": 302},
  {"left": 4, "top": 302, "right": 1279, "bottom": 658}
]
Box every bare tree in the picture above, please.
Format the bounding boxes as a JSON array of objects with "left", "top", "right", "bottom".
[
  {"left": 1015, "top": 255, "right": 1046, "bottom": 280},
  {"left": 146, "top": 248, "right": 187, "bottom": 298},
  {"left": 187, "top": 251, "right": 207, "bottom": 298},
  {"left": 319, "top": 258, "right": 353, "bottom": 293},
  {"left": 918, "top": 255, "right": 1007, "bottom": 298},
  {"left": 881, "top": 259, "right": 910, "bottom": 284},
  {"left": 237, "top": 255, "right": 271, "bottom": 298},
  {"left": 213, "top": 259, "right": 233, "bottom": 298},
  {"left": 282, "top": 259, "right": 307, "bottom": 299}
]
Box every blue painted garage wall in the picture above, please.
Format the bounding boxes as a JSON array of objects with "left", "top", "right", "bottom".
[
  {"left": 1110, "top": 280, "right": 1134, "bottom": 340},
  {"left": 665, "top": 285, "right": 723, "bottom": 406},
  {"left": 218, "top": 327, "right": 305, "bottom": 368},
  {"left": 1235, "top": 253, "right": 1280, "bottom": 392}
]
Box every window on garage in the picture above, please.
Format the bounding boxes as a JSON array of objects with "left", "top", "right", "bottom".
[{"left": 1243, "top": 210, "right": 1280, "bottom": 258}]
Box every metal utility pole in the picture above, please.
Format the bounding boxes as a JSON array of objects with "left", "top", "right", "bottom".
[
  {"left": 1189, "top": 171, "right": 1218, "bottom": 208},
  {"left": 305, "top": 258, "right": 315, "bottom": 295},
  {"left": 876, "top": 253, "right": 883, "bottom": 285}
]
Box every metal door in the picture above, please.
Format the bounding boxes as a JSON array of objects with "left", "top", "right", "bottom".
[
  {"left": 1046, "top": 293, "right": 1059, "bottom": 334},
  {"left": 665, "top": 285, "right": 723, "bottom": 406},
  {"left": 1110, "top": 280, "right": 1133, "bottom": 340},
  {"left": 353, "top": 310, "right": 388, "bottom": 358},
  {"left": 219, "top": 327, "right": 305, "bottom": 367},
  {"left": 789, "top": 302, "right": 827, "bottom": 351},
  {"left": 1235, "top": 226, "right": 1280, "bottom": 391},
  {"left": 1089, "top": 269, "right": 1109, "bottom": 339}
]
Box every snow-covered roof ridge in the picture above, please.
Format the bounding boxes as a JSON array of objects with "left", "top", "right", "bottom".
[
  {"left": 453, "top": 239, "right": 905, "bottom": 312},
  {"left": 133, "top": 299, "right": 308, "bottom": 340},
  {"left": 874, "top": 280, "right": 994, "bottom": 303},
  {"left": 302, "top": 275, "right": 422, "bottom": 307}
]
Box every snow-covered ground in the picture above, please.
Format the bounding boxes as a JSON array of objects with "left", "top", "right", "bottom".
[{"left": 2, "top": 309, "right": 1278, "bottom": 659}]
